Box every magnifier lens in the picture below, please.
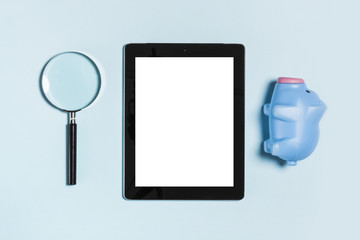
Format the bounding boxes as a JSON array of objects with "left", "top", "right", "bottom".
[
  {"left": 42, "top": 52, "right": 101, "bottom": 111},
  {"left": 41, "top": 52, "right": 101, "bottom": 185}
]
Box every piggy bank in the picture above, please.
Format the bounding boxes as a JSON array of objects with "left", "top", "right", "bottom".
[{"left": 263, "top": 77, "right": 326, "bottom": 166}]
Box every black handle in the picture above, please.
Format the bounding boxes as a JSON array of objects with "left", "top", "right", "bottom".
[{"left": 67, "top": 123, "right": 77, "bottom": 185}]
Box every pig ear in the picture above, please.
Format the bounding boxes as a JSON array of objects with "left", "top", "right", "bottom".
[
  {"left": 272, "top": 105, "right": 299, "bottom": 121},
  {"left": 307, "top": 104, "right": 326, "bottom": 122}
]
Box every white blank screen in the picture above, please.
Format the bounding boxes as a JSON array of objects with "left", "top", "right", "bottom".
[{"left": 135, "top": 57, "right": 234, "bottom": 187}]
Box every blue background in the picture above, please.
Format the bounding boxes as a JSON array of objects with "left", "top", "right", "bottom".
[{"left": 0, "top": 0, "right": 357, "bottom": 239}]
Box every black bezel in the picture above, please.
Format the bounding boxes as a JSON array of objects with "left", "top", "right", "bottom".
[{"left": 124, "top": 43, "right": 245, "bottom": 200}]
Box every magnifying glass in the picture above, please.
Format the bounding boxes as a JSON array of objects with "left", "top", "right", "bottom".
[{"left": 41, "top": 52, "right": 101, "bottom": 185}]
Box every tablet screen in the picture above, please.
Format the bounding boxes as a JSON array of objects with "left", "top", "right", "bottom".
[{"left": 135, "top": 57, "right": 234, "bottom": 187}]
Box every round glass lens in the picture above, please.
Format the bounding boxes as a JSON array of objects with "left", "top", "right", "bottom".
[{"left": 41, "top": 52, "right": 101, "bottom": 111}]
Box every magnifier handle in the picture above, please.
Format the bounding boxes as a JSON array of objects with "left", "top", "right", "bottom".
[{"left": 68, "top": 123, "right": 77, "bottom": 185}]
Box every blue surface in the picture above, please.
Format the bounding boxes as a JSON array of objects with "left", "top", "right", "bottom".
[{"left": 0, "top": 0, "right": 358, "bottom": 239}]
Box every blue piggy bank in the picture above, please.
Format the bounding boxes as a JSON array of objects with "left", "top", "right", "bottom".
[{"left": 264, "top": 77, "right": 326, "bottom": 166}]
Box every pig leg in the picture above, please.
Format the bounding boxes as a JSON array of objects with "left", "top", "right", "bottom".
[
  {"left": 264, "top": 138, "right": 297, "bottom": 159},
  {"left": 264, "top": 104, "right": 270, "bottom": 116}
]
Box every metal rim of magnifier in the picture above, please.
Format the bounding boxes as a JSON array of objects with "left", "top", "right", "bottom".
[{"left": 40, "top": 51, "right": 102, "bottom": 112}]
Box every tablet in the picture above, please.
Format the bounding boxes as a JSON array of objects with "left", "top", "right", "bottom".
[{"left": 124, "top": 44, "right": 244, "bottom": 200}]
